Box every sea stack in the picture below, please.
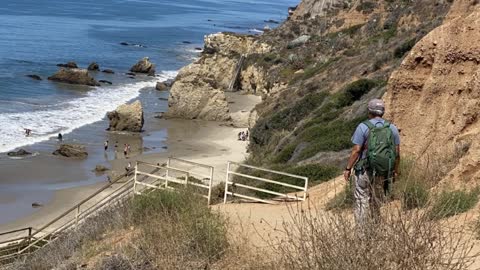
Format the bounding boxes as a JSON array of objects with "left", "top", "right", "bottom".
[
  {"left": 107, "top": 100, "right": 144, "bottom": 132},
  {"left": 48, "top": 68, "right": 100, "bottom": 86},
  {"left": 130, "top": 57, "right": 155, "bottom": 76}
]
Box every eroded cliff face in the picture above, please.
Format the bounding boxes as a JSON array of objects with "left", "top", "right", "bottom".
[
  {"left": 166, "top": 33, "right": 271, "bottom": 122},
  {"left": 385, "top": 1, "right": 480, "bottom": 183}
]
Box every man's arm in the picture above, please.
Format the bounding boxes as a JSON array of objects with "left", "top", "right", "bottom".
[{"left": 344, "top": 144, "right": 362, "bottom": 181}]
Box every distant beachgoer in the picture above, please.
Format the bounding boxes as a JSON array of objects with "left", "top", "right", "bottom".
[
  {"left": 57, "top": 133, "right": 63, "bottom": 141},
  {"left": 24, "top": 129, "right": 32, "bottom": 137},
  {"left": 123, "top": 144, "right": 128, "bottom": 157},
  {"left": 127, "top": 144, "right": 131, "bottom": 153},
  {"left": 238, "top": 132, "right": 242, "bottom": 140},
  {"left": 104, "top": 140, "right": 109, "bottom": 151},
  {"left": 125, "top": 162, "right": 132, "bottom": 174},
  {"left": 245, "top": 130, "right": 249, "bottom": 140}
]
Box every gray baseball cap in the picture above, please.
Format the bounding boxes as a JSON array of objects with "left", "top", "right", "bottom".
[{"left": 368, "top": 99, "right": 385, "bottom": 114}]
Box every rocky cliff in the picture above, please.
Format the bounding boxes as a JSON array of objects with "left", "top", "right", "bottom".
[
  {"left": 166, "top": 33, "right": 271, "bottom": 122},
  {"left": 385, "top": 1, "right": 480, "bottom": 183}
]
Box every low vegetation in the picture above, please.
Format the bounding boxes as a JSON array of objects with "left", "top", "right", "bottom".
[{"left": 428, "top": 188, "right": 480, "bottom": 220}]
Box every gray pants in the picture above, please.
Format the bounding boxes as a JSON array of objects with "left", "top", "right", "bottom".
[{"left": 354, "top": 170, "right": 387, "bottom": 226}]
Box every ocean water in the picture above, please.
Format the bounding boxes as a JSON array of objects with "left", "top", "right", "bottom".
[{"left": 0, "top": 0, "right": 298, "bottom": 153}]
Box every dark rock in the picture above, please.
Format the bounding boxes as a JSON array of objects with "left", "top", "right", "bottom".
[
  {"left": 194, "top": 47, "right": 203, "bottom": 51},
  {"left": 155, "top": 82, "right": 168, "bottom": 91},
  {"left": 128, "top": 76, "right": 135, "bottom": 79},
  {"left": 120, "top": 42, "right": 129, "bottom": 46},
  {"left": 182, "top": 41, "right": 192, "bottom": 44},
  {"left": 102, "top": 69, "right": 115, "bottom": 74},
  {"left": 48, "top": 68, "right": 100, "bottom": 86},
  {"left": 56, "top": 62, "right": 78, "bottom": 68},
  {"left": 264, "top": 19, "right": 280, "bottom": 24},
  {"left": 148, "top": 67, "right": 156, "bottom": 76},
  {"left": 207, "top": 19, "right": 212, "bottom": 21},
  {"left": 87, "top": 62, "right": 100, "bottom": 71},
  {"left": 26, "top": 74, "right": 42, "bottom": 80},
  {"left": 158, "top": 97, "right": 168, "bottom": 101},
  {"left": 32, "top": 202, "right": 43, "bottom": 208},
  {"left": 52, "top": 144, "right": 88, "bottom": 159},
  {"left": 94, "top": 165, "right": 109, "bottom": 173},
  {"left": 130, "top": 57, "right": 155, "bottom": 74},
  {"left": 125, "top": 72, "right": 136, "bottom": 76},
  {"left": 99, "top": 80, "right": 113, "bottom": 85},
  {"left": 7, "top": 149, "right": 32, "bottom": 156}
]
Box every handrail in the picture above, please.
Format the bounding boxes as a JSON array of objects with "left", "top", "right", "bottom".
[
  {"left": 26, "top": 173, "right": 128, "bottom": 240},
  {"left": 168, "top": 157, "right": 214, "bottom": 169},
  {"left": 0, "top": 227, "right": 31, "bottom": 238}
]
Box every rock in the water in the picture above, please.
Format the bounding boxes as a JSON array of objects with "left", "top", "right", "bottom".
[
  {"left": 7, "top": 149, "right": 32, "bottom": 156},
  {"left": 107, "top": 100, "right": 144, "bottom": 132},
  {"left": 94, "top": 165, "right": 109, "bottom": 173},
  {"left": 88, "top": 62, "right": 100, "bottom": 71},
  {"left": 120, "top": 42, "right": 129, "bottom": 46},
  {"left": 156, "top": 82, "right": 168, "bottom": 91},
  {"left": 53, "top": 144, "right": 88, "bottom": 159},
  {"left": 48, "top": 68, "right": 100, "bottom": 86},
  {"left": 130, "top": 57, "right": 155, "bottom": 74},
  {"left": 102, "top": 69, "right": 115, "bottom": 74},
  {"left": 99, "top": 80, "right": 113, "bottom": 85},
  {"left": 56, "top": 62, "right": 78, "bottom": 68},
  {"left": 182, "top": 41, "right": 192, "bottom": 44},
  {"left": 126, "top": 72, "right": 136, "bottom": 76},
  {"left": 26, "top": 74, "right": 42, "bottom": 80},
  {"left": 154, "top": 112, "right": 164, "bottom": 119},
  {"left": 287, "top": 35, "right": 311, "bottom": 49},
  {"left": 32, "top": 202, "right": 43, "bottom": 208}
]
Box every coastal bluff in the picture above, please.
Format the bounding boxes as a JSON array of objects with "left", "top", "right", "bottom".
[{"left": 166, "top": 32, "right": 271, "bottom": 122}]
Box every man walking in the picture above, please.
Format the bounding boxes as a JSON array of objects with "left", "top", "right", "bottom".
[{"left": 344, "top": 99, "right": 400, "bottom": 225}]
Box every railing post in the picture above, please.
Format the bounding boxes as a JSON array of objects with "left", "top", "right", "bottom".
[
  {"left": 166, "top": 158, "right": 171, "bottom": 188},
  {"left": 185, "top": 172, "right": 189, "bottom": 187},
  {"left": 303, "top": 177, "right": 309, "bottom": 201},
  {"left": 27, "top": 227, "right": 32, "bottom": 248},
  {"left": 133, "top": 163, "right": 138, "bottom": 196},
  {"left": 224, "top": 162, "right": 231, "bottom": 204},
  {"left": 207, "top": 167, "right": 214, "bottom": 205}
]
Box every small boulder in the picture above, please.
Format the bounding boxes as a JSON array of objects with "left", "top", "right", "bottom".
[
  {"left": 52, "top": 144, "right": 88, "bottom": 159},
  {"left": 130, "top": 57, "right": 155, "bottom": 74},
  {"left": 102, "top": 69, "right": 115, "bottom": 74},
  {"left": 56, "top": 62, "right": 78, "bottom": 68},
  {"left": 155, "top": 82, "right": 168, "bottom": 91},
  {"left": 120, "top": 42, "right": 129, "bottom": 46},
  {"left": 48, "top": 68, "right": 100, "bottom": 86},
  {"left": 7, "top": 149, "right": 32, "bottom": 157},
  {"left": 94, "top": 165, "right": 109, "bottom": 173},
  {"left": 107, "top": 100, "right": 144, "bottom": 132},
  {"left": 32, "top": 202, "right": 43, "bottom": 208},
  {"left": 26, "top": 74, "right": 42, "bottom": 80},
  {"left": 99, "top": 80, "right": 113, "bottom": 85},
  {"left": 287, "top": 35, "right": 311, "bottom": 49},
  {"left": 87, "top": 62, "right": 100, "bottom": 71}
]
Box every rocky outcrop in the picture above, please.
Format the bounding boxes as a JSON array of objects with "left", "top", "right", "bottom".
[
  {"left": 240, "top": 65, "right": 268, "bottom": 94},
  {"left": 53, "top": 144, "right": 88, "bottom": 159},
  {"left": 7, "top": 149, "right": 32, "bottom": 157},
  {"left": 130, "top": 57, "right": 155, "bottom": 75},
  {"left": 167, "top": 33, "right": 271, "bottom": 121},
  {"left": 107, "top": 100, "right": 144, "bottom": 132},
  {"left": 48, "top": 68, "right": 100, "bottom": 86},
  {"left": 384, "top": 4, "right": 480, "bottom": 183},
  {"left": 102, "top": 69, "right": 115, "bottom": 74},
  {"left": 26, "top": 74, "right": 42, "bottom": 80},
  {"left": 156, "top": 82, "right": 168, "bottom": 91},
  {"left": 88, "top": 62, "right": 100, "bottom": 71},
  {"left": 56, "top": 62, "right": 78, "bottom": 68}
]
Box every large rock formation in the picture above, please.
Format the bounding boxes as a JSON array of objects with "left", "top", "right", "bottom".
[
  {"left": 130, "top": 57, "right": 155, "bottom": 75},
  {"left": 107, "top": 100, "right": 144, "bottom": 132},
  {"left": 166, "top": 33, "right": 271, "bottom": 121},
  {"left": 53, "top": 144, "right": 88, "bottom": 159},
  {"left": 384, "top": 3, "right": 480, "bottom": 183},
  {"left": 48, "top": 68, "right": 100, "bottom": 86}
]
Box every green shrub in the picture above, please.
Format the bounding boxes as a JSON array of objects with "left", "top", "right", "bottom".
[
  {"left": 356, "top": 1, "right": 376, "bottom": 13},
  {"left": 326, "top": 181, "right": 354, "bottom": 210},
  {"left": 334, "top": 79, "right": 380, "bottom": 107},
  {"left": 394, "top": 38, "right": 417, "bottom": 58},
  {"left": 428, "top": 189, "right": 480, "bottom": 220},
  {"left": 368, "top": 27, "right": 397, "bottom": 44},
  {"left": 273, "top": 143, "right": 298, "bottom": 163},
  {"left": 400, "top": 180, "right": 430, "bottom": 210}
]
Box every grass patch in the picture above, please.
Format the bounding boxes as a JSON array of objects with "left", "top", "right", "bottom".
[
  {"left": 394, "top": 38, "right": 417, "bottom": 58},
  {"left": 428, "top": 189, "right": 480, "bottom": 220},
  {"left": 368, "top": 27, "right": 397, "bottom": 44},
  {"left": 273, "top": 143, "right": 298, "bottom": 163},
  {"left": 399, "top": 180, "right": 430, "bottom": 210},
  {"left": 289, "top": 57, "right": 339, "bottom": 85},
  {"left": 325, "top": 181, "right": 354, "bottom": 210}
]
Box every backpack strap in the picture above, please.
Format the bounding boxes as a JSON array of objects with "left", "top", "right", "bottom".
[
  {"left": 363, "top": 120, "right": 375, "bottom": 130},
  {"left": 383, "top": 120, "right": 391, "bottom": 128}
]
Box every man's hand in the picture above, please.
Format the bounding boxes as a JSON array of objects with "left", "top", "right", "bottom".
[
  {"left": 393, "top": 171, "right": 400, "bottom": 183},
  {"left": 344, "top": 169, "right": 351, "bottom": 182}
]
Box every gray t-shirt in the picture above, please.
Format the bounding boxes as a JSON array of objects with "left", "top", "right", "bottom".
[{"left": 351, "top": 118, "right": 400, "bottom": 159}]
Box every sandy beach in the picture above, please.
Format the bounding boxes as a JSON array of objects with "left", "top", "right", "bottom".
[{"left": 0, "top": 95, "right": 255, "bottom": 236}]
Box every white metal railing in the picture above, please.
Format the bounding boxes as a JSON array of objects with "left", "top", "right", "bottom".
[
  {"left": 134, "top": 157, "right": 214, "bottom": 204},
  {"left": 224, "top": 161, "right": 309, "bottom": 204}
]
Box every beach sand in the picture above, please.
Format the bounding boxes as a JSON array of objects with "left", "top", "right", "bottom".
[{"left": 0, "top": 108, "right": 252, "bottom": 237}]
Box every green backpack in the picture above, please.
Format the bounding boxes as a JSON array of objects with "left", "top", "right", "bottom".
[{"left": 362, "top": 120, "right": 396, "bottom": 177}]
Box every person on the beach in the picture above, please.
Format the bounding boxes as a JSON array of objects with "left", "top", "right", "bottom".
[
  {"left": 127, "top": 144, "right": 131, "bottom": 153},
  {"left": 238, "top": 132, "right": 242, "bottom": 140},
  {"left": 125, "top": 162, "right": 132, "bottom": 174},
  {"left": 57, "top": 133, "right": 63, "bottom": 141},
  {"left": 123, "top": 144, "right": 128, "bottom": 157},
  {"left": 24, "top": 129, "right": 32, "bottom": 137},
  {"left": 245, "top": 130, "right": 249, "bottom": 140},
  {"left": 104, "top": 140, "right": 109, "bottom": 151}
]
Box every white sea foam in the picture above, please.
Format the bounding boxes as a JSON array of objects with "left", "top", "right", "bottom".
[{"left": 0, "top": 71, "right": 177, "bottom": 154}]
